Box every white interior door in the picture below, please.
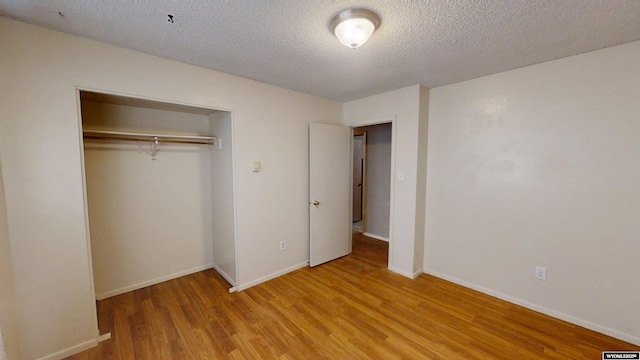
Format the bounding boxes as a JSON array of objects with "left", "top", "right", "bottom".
[{"left": 309, "top": 123, "right": 352, "bottom": 267}]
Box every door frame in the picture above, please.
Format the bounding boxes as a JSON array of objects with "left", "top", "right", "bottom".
[{"left": 350, "top": 116, "right": 396, "bottom": 270}]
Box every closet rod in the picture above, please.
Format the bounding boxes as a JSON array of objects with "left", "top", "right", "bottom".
[{"left": 83, "top": 129, "right": 216, "bottom": 145}]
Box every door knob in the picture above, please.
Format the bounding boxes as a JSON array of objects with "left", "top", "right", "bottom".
[{"left": 312, "top": 200, "right": 320, "bottom": 206}]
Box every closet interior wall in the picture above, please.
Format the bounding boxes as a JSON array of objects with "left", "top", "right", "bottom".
[
  {"left": 0, "top": 156, "right": 19, "bottom": 360},
  {"left": 208, "top": 111, "right": 237, "bottom": 285},
  {"left": 81, "top": 94, "right": 235, "bottom": 299}
]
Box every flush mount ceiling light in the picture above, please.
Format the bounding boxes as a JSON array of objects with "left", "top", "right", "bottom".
[{"left": 330, "top": 8, "right": 380, "bottom": 49}]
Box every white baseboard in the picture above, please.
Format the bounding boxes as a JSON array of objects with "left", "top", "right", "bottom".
[
  {"left": 212, "top": 262, "right": 237, "bottom": 287},
  {"left": 37, "top": 337, "right": 98, "bottom": 360},
  {"left": 389, "top": 267, "right": 422, "bottom": 279},
  {"left": 422, "top": 269, "right": 640, "bottom": 346},
  {"left": 96, "top": 264, "right": 214, "bottom": 300},
  {"left": 390, "top": 266, "right": 416, "bottom": 279},
  {"left": 363, "top": 232, "right": 389, "bottom": 242},
  {"left": 237, "top": 261, "right": 308, "bottom": 291}
]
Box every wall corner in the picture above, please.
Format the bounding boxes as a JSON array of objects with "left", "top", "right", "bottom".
[{"left": 413, "top": 85, "right": 430, "bottom": 272}]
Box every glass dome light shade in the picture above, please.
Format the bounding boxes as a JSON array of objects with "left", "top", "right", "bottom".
[{"left": 330, "top": 9, "right": 380, "bottom": 49}]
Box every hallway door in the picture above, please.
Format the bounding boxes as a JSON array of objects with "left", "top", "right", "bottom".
[{"left": 309, "top": 123, "right": 352, "bottom": 267}]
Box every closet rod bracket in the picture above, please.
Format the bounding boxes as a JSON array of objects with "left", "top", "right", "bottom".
[{"left": 150, "top": 136, "right": 159, "bottom": 160}]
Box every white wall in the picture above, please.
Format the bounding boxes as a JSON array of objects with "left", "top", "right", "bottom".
[
  {"left": 425, "top": 40, "right": 640, "bottom": 344},
  {"left": 359, "top": 123, "right": 391, "bottom": 240},
  {"left": 82, "top": 101, "right": 215, "bottom": 299},
  {"left": 0, "top": 17, "right": 341, "bottom": 359},
  {"left": 0, "top": 157, "right": 19, "bottom": 360},
  {"left": 209, "top": 111, "right": 237, "bottom": 285},
  {"left": 343, "top": 85, "right": 429, "bottom": 277}
]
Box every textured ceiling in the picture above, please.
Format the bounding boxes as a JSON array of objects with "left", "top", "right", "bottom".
[{"left": 2, "top": 1, "right": 640, "bottom": 101}]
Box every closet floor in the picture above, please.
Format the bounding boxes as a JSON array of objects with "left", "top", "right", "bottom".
[{"left": 66, "top": 234, "right": 637, "bottom": 359}]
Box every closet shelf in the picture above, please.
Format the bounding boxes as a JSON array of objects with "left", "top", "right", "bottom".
[{"left": 83, "top": 129, "right": 217, "bottom": 145}]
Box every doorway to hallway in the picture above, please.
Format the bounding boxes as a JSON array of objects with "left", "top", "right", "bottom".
[{"left": 351, "top": 123, "right": 392, "bottom": 245}]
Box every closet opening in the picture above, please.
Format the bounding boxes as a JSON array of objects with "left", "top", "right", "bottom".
[{"left": 78, "top": 90, "right": 238, "bottom": 308}]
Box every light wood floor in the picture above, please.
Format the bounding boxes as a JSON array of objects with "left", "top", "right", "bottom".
[{"left": 67, "top": 233, "right": 638, "bottom": 359}]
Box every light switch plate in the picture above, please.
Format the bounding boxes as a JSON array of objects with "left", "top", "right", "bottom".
[{"left": 252, "top": 161, "right": 261, "bottom": 172}]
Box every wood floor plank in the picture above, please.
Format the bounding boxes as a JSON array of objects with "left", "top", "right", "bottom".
[{"left": 67, "top": 233, "right": 638, "bottom": 359}]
